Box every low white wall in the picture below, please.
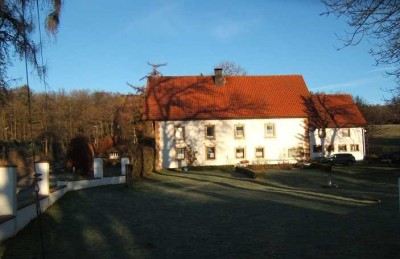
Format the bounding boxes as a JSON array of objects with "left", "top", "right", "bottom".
[{"left": 57, "top": 176, "right": 125, "bottom": 191}]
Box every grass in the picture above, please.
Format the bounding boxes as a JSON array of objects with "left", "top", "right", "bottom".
[
  {"left": 1, "top": 166, "right": 399, "bottom": 258},
  {"left": 369, "top": 124, "right": 400, "bottom": 138},
  {"left": 368, "top": 124, "right": 400, "bottom": 153}
]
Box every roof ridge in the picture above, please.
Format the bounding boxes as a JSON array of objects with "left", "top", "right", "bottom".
[
  {"left": 314, "top": 93, "right": 353, "bottom": 97},
  {"left": 151, "top": 74, "right": 304, "bottom": 78}
]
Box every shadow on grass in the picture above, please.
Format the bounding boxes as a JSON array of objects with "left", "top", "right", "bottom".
[
  {"left": 155, "top": 169, "right": 386, "bottom": 205},
  {"left": 2, "top": 167, "right": 399, "bottom": 258}
]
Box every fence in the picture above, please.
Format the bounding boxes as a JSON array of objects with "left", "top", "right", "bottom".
[{"left": 0, "top": 157, "right": 130, "bottom": 242}]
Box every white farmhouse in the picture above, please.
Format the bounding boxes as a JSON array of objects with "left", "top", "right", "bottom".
[
  {"left": 143, "top": 68, "right": 366, "bottom": 169},
  {"left": 308, "top": 94, "right": 367, "bottom": 160}
]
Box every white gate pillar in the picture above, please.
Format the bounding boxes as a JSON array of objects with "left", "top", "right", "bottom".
[
  {"left": 0, "top": 166, "right": 17, "bottom": 216},
  {"left": 121, "top": 157, "right": 129, "bottom": 175},
  {"left": 34, "top": 161, "right": 50, "bottom": 196},
  {"left": 93, "top": 157, "right": 103, "bottom": 178}
]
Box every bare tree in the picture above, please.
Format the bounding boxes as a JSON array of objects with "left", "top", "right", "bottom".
[
  {"left": 215, "top": 61, "right": 247, "bottom": 75},
  {"left": 321, "top": 0, "right": 400, "bottom": 88},
  {"left": 139, "top": 62, "right": 167, "bottom": 81},
  {"left": 0, "top": 0, "right": 62, "bottom": 94}
]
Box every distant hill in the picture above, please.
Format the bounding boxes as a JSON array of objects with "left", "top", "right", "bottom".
[{"left": 368, "top": 125, "right": 400, "bottom": 154}]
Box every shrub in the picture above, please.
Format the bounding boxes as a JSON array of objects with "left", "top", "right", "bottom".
[
  {"left": 143, "top": 145, "right": 154, "bottom": 175},
  {"left": 130, "top": 144, "right": 155, "bottom": 179},
  {"left": 66, "top": 135, "right": 94, "bottom": 176},
  {"left": 184, "top": 145, "right": 197, "bottom": 167}
]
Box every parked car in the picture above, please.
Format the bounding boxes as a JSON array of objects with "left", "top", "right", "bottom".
[{"left": 326, "top": 153, "right": 356, "bottom": 166}]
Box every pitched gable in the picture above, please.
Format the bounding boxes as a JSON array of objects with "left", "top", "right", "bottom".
[
  {"left": 142, "top": 75, "right": 311, "bottom": 121},
  {"left": 309, "top": 94, "right": 366, "bottom": 128}
]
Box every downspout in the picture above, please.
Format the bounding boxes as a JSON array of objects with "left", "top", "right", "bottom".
[{"left": 362, "top": 127, "right": 366, "bottom": 158}]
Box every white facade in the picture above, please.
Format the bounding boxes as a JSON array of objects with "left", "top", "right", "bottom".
[
  {"left": 309, "top": 127, "right": 366, "bottom": 160},
  {"left": 156, "top": 118, "right": 308, "bottom": 169}
]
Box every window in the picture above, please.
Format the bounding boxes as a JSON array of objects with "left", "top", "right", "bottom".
[
  {"left": 338, "top": 144, "right": 347, "bottom": 152},
  {"left": 205, "top": 125, "right": 215, "bottom": 139},
  {"left": 255, "top": 147, "right": 264, "bottom": 158},
  {"left": 206, "top": 146, "right": 215, "bottom": 160},
  {"left": 342, "top": 129, "right": 350, "bottom": 137},
  {"left": 313, "top": 145, "right": 322, "bottom": 153},
  {"left": 234, "top": 125, "right": 245, "bottom": 138},
  {"left": 350, "top": 144, "right": 359, "bottom": 151},
  {"left": 264, "top": 123, "right": 275, "bottom": 138},
  {"left": 325, "top": 144, "right": 334, "bottom": 152},
  {"left": 235, "top": 147, "right": 245, "bottom": 159},
  {"left": 175, "top": 125, "right": 185, "bottom": 140},
  {"left": 176, "top": 147, "right": 185, "bottom": 160}
]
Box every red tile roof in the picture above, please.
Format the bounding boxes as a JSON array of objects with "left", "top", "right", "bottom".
[
  {"left": 309, "top": 94, "right": 366, "bottom": 128},
  {"left": 142, "top": 75, "right": 311, "bottom": 120}
]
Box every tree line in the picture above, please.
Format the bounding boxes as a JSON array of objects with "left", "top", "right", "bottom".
[
  {"left": 1, "top": 86, "right": 397, "bottom": 152},
  {"left": 0, "top": 86, "right": 148, "bottom": 161},
  {"left": 354, "top": 96, "right": 399, "bottom": 125}
]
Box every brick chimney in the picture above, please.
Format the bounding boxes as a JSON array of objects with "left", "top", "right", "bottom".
[{"left": 214, "top": 68, "right": 224, "bottom": 86}]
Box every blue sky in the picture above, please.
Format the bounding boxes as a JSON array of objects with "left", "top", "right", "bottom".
[{"left": 8, "top": 0, "right": 397, "bottom": 104}]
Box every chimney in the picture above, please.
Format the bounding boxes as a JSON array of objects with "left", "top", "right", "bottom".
[{"left": 214, "top": 68, "right": 224, "bottom": 86}]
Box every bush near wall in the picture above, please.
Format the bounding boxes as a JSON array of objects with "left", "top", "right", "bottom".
[
  {"left": 142, "top": 145, "right": 154, "bottom": 175},
  {"left": 128, "top": 144, "right": 155, "bottom": 183}
]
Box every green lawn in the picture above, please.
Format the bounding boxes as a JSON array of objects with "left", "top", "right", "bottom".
[
  {"left": 368, "top": 124, "right": 400, "bottom": 153},
  {"left": 1, "top": 166, "right": 399, "bottom": 258},
  {"left": 369, "top": 125, "right": 400, "bottom": 138}
]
